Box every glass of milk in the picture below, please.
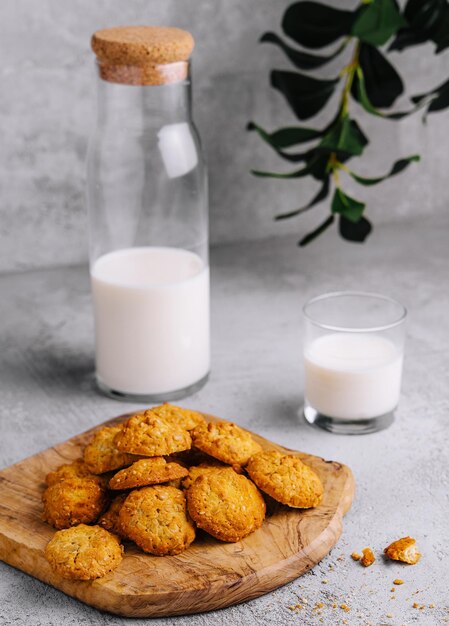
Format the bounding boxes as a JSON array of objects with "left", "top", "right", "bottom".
[
  {"left": 303, "top": 292, "right": 407, "bottom": 434},
  {"left": 86, "top": 27, "right": 209, "bottom": 402}
]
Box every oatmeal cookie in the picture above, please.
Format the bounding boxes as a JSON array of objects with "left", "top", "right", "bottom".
[
  {"left": 119, "top": 485, "right": 195, "bottom": 556},
  {"left": 98, "top": 494, "right": 128, "bottom": 538},
  {"left": 384, "top": 537, "right": 421, "bottom": 564},
  {"left": 42, "top": 477, "right": 108, "bottom": 529},
  {"left": 83, "top": 426, "right": 139, "bottom": 474},
  {"left": 187, "top": 467, "right": 266, "bottom": 542},
  {"left": 246, "top": 450, "right": 323, "bottom": 509},
  {"left": 191, "top": 421, "right": 262, "bottom": 466},
  {"left": 114, "top": 412, "right": 191, "bottom": 457},
  {"left": 109, "top": 457, "right": 188, "bottom": 490},
  {"left": 151, "top": 404, "right": 206, "bottom": 431},
  {"left": 45, "top": 524, "right": 123, "bottom": 580},
  {"left": 45, "top": 458, "right": 94, "bottom": 486},
  {"left": 182, "top": 459, "right": 243, "bottom": 489},
  {"left": 182, "top": 459, "right": 227, "bottom": 489}
]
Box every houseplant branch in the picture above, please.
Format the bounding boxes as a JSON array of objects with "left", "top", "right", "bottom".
[{"left": 249, "top": 0, "right": 449, "bottom": 245}]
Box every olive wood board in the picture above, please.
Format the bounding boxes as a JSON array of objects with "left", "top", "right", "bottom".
[{"left": 0, "top": 412, "right": 355, "bottom": 617}]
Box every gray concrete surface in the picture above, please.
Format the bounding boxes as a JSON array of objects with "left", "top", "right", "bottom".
[
  {"left": 0, "top": 215, "right": 448, "bottom": 625},
  {"left": 1, "top": 0, "right": 449, "bottom": 272}
]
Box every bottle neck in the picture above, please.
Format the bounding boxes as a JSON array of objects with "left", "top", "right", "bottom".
[{"left": 95, "top": 64, "right": 192, "bottom": 128}]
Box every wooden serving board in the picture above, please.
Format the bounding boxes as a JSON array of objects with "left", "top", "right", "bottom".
[{"left": 0, "top": 413, "right": 354, "bottom": 618}]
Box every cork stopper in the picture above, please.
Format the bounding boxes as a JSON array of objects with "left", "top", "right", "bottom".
[{"left": 91, "top": 26, "right": 195, "bottom": 86}]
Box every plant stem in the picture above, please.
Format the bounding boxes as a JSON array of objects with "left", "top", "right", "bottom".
[
  {"left": 328, "top": 153, "right": 340, "bottom": 188},
  {"left": 332, "top": 164, "right": 341, "bottom": 188},
  {"left": 341, "top": 41, "right": 361, "bottom": 116},
  {"left": 327, "top": 41, "right": 362, "bottom": 184}
]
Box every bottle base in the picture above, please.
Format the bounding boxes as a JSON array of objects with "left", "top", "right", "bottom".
[
  {"left": 96, "top": 372, "right": 210, "bottom": 404},
  {"left": 303, "top": 402, "right": 395, "bottom": 435}
]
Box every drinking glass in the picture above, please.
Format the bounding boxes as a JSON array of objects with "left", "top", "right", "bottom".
[{"left": 303, "top": 291, "right": 407, "bottom": 434}]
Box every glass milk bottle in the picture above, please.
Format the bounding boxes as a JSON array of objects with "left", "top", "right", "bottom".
[{"left": 87, "top": 27, "right": 209, "bottom": 402}]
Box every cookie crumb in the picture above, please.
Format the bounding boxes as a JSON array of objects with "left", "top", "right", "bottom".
[
  {"left": 340, "top": 603, "right": 351, "bottom": 612},
  {"left": 384, "top": 537, "right": 421, "bottom": 565},
  {"left": 361, "top": 547, "right": 376, "bottom": 567},
  {"left": 393, "top": 579, "right": 404, "bottom": 585},
  {"left": 351, "top": 551, "right": 361, "bottom": 561}
]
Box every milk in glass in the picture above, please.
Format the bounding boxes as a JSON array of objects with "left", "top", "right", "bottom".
[
  {"left": 304, "top": 333, "right": 403, "bottom": 420},
  {"left": 91, "top": 247, "right": 209, "bottom": 395}
]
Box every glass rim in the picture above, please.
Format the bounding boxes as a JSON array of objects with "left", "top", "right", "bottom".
[{"left": 303, "top": 290, "right": 407, "bottom": 333}]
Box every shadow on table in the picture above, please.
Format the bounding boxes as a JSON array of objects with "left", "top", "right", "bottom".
[
  {"left": 1, "top": 344, "right": 96, "bottom": 398},
  {"left": 260, "top": 394, "right": 309, "bottom": 430}
]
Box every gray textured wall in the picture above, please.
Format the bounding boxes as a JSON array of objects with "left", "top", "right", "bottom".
[{"left": 1, "top": 0, "right": 448, "bottom": 273}]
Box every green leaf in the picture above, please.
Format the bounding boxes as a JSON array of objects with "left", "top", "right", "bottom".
[
  {"left": 428, "top": 85, "right": 449, "bottom": 112},
  {"left": 351, "top": 0, "right": 407, "bottom": 46},
  {"left": 260, "top": 32, "right": 347, "bottom": 71},
  {"left": 282, "top": 2, "right": 355, "bottom": 49},
  {"left": 411, "top": 77, "right": 449, "bottom": 103},
  {"left": 411, "top": 77, "right": 449, "bottom": 115},
  {"left": 331, "top": 188, "right": 366, "bottom": 223},
  {"left": 251, "top": 158, "right": 318, "bottom": 179},
  {"left": 433, "top": 8, "right": 449, "bottom": 52},
  {"left": 251, "top": 149, "right": 330, "bottom": 181},
  {"left": 307, "top": 154, "right": 331, "bottom": 181},
  {"left": 352, "top": 67, "right": 414, "bottom": 119},
  {"left": 299, "top": 215, "right": 335, "bottom": 247},
  {"left": 247, "top": 122, "right": 312, "bottom": 163},
  {"left": 404, "top": 0, "right": 443, "bottom": 30},
  {"left": 389, "top": 0, "right": 448, "bottom": 52},
  {"left": 275, "top": 177, "right": 331, "bottom": 220},
  {"left": 317, "top": 114, "right": 368, "bottom": 157},
  {"left": 355, "top": 44, "right": 404, "bottom": 108},
  {"left": 349, "top": 155, "right": 420, "bottom": 185},
  {"left": 271, "top": 71, "right": 340, "bottom": 120},
  {"left": 352, "top": 67, "right": 382, "bottom": 116},
  {"left": 339, "top": 215, "right": 372, "bottom": 242},
  {"left": 247, "top": 122, "right": 324, "bottom": 149}
]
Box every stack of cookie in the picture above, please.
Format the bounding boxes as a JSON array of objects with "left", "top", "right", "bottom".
[{"left": 43, "top": 404, "right": 324, "bottom": 580}]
